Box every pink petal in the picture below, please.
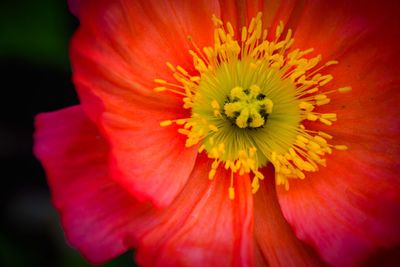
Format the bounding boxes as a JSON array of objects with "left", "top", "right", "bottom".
[
  {"left": 34, "top": 106, "right": 148, "bottom": 264},
  {"left": 67, "top": 0, "right": 80, "bottom": 17},
  {"left": 254, "top": 167, "right": 326, "bottom": 267}
]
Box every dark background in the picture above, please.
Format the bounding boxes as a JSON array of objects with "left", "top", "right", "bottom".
[{"left": 0, "top": 1, "right": 133, "bottom": 266}]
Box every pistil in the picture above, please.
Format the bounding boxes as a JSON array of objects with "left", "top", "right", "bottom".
[
  {"left": 224, "top": 85, "right": 273, "bottom": 129},
  {"left": 154, "top": 12, "right": 350, "bottom": 198}
]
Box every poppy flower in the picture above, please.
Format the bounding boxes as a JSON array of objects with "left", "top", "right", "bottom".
[{"left": 34, "top": 0, "right": 400, "bottom": 266}]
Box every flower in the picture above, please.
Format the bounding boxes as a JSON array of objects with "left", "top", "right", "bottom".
[{"left": 34, "top": 0, "right": 400, "bottom": 266}]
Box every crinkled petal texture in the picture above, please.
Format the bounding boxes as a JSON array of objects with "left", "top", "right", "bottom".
[
  {"left": 34, "top": 106, "right": 254, "bottom": 267},
  {"left": 254, "top": 167, "right": 326, "bottom": 267},
  {"left": 276, "top": 1, "right": 400, "bottom": 267},
  {"left": 218, "top": 0, "right": 304, "bottom": 37},
  {"left": 70, "top": 0, "right": 221, "bottom": 207},
  {"left": 131, "top": 161, "right": 253, "bottom": 267}
]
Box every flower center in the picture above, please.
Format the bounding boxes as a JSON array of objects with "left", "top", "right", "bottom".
[
  {"left": 224, "top": 85, "right": 273, "bottom": 129},
  {"left": 155, "top": 13, "right": 350, "bottom": 199}
]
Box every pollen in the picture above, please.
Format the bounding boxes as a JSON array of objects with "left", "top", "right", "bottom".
[
  {"left": 154, "top": 12, "right": 350, "bottom": 199},
  {"left": 224, "top": 85, "right": 273, "bottom": 129}
]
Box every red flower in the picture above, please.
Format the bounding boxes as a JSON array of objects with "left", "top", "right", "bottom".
[{"left": 34, "top": 0, "right": 400, "bottom": 266}]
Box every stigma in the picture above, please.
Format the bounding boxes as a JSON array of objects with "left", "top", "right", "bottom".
[
  {"left": 224, "top": 85, "right": 273, "bottom": 129},
  {"left": 155, "top": 12, "right": 350, "bottom": 199}
]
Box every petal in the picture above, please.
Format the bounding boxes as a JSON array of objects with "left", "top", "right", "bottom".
[
  {"left": 102, "top": 110, "right": 198, "bottom": 207},
  {"left": 71, "top": 0, "right": 220, "bottom": 116},
  {"left": 34, "top": 107, "right": 254, "bottom": 267},
  {"left": 34, "top": 106, "right": 148, "bottom": 264},
  {"left": 292, "top": 0, "right": 400, "bottom": 59},
  {"left": 276, "top": 148, "right": 400, "bottom": 267},
  {"left": 362, "top": 245, "right": 400, "bottom": 267},
  {"left": 254, "top": 166, "right": 326, "bottom": 267},
  {"left": 67, "top": 0, "right": 80, "bottom": 17},
  {"left": 277, "top": 61, "right": 400, "bottom": 267},
  {"left": 217, "top": 0, "right": 300, "bottom": 33},
  {"left": 130, "top": 155, "right": 254, "bottom": 267},
  {"left": 70, "top": 0, "right": 221, "bottom": 206},
  {"left": 276, "top": 2, "right": 400, "bottom": 267}
]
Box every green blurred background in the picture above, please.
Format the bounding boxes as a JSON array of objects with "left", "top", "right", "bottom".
[{"left": 0, "top": 1, "right": 135, "bottom": 266}]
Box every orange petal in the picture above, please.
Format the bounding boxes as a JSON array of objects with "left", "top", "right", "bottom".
[
  {"left": 101, "top": 107, "right": 198, "bottom": 208},
  {"left": 131, "top": 155, "right": 254, "bottom": 267},
  {"left": 70, "top": 0, "right": 222, "bottom": 206},
  {"left": 218, "top": 0, "right": 299, "bottom": 33},
  {"left": 71, "top": 0, "right": 219, "bottom": 113},
  {"left": 254, "top": 166, "right": 326, "bottom": 267}
]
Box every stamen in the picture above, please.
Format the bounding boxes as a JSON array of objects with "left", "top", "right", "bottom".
[
  {"left": 153, "top": 13, "right": 350, "bottom": 199},
  {"left": 229, "top": 171, "right": 235, "bottom": 200}
]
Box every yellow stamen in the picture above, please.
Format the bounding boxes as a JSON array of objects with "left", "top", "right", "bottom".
[
  {"left": 154, "top": 13, "right": 350, "bottom": 199},
  {"left": 229, "top": 187, "right": 235, "bottom": 200},
  {"left": 338, "top": 86, "right": 352, "bottom": 93},
  {"left": 160, "top": 120, "right": 172, "bottom": 127}
]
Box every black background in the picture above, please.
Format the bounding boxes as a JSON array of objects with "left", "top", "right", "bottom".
[{"left": 0, "top": 1, "right": 133, "bottom": 266}]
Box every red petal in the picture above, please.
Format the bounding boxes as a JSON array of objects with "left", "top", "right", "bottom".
[
  {"left": 67, "top": 0, "right": 80, "bottom": 17},
  {"left": 34, "top": 107, "right": 254, "bottom": 266},
  {"left": 131, "top": 155, "right": 254, "bottom": 267},
  {"left": 276, "top": 2, "right": 400, "bottom": 267},
  {"left": 362, "top": 245, "right": 400, "bottom": 267},
  {"left": 34, "top": 106, "right": 149, "bottom": 264},
  {"left": 277, "top": 148, "right": 400, "bottom": 267},
  {"left": 102, "top": 109, "right": 198, "bottom": 207},
  {"left": 71, "top": 0, "right": 220, "bottom": 117},
  {"left": 70, "top": 0, "right": 221, "bottom": 206},
  {"left": 254, "top": 166, "right": 326, "bottom": 267},
  {"left": 292, "top": 1, "right": 400, "bottom": 59},
  {"left": 278, "top": 61, "right": 400, "bottom": 267},
  {"left": 217, "top": 0, "right": 299, "bottom": 33}
]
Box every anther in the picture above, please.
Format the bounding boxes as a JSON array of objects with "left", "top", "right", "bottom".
[{"left": 338, "top": 86, "right": 352, "bottom": 93}]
